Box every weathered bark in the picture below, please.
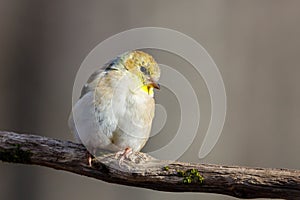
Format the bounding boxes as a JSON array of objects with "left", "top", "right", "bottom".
[{"left": 0, "top": 131, "right": 299, "bottom": 199}]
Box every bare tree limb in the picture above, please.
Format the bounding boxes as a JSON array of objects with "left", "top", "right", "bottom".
[{"left": 0, "top": 131, "right": 299, "bottom": 199}]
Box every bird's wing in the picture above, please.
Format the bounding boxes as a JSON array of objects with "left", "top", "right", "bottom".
[
  {"left": 69, "top": 65, "right": 124, "bottom": 143},
  {"left": 80, "top": 68, "right": 105, "bottom": 98},
  {"left": 80, "top": 55, "right": 122, "bottom": 98},
  {"left": 69, "top": 67, "right": 106, "bottom": 143},
  {"left": 68, "top": 91, "right": 117, "bottom": 150}
]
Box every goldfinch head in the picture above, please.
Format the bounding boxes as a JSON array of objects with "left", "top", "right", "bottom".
[{"left": 106, "top": 51, "right": 160, "bottom": 91}]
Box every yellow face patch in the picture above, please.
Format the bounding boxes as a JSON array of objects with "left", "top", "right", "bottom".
[{"left": 141, "top": 85, "right": 154, "bottom": 96}]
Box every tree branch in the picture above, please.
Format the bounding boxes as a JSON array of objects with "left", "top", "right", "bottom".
[{"left": 0, "top": 131, "right": 299, "bottom": 199}]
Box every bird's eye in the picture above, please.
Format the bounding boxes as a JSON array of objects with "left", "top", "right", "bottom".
[
  {"left": 140, "top": 66, "right": 148, "bottom": 74},
  {"left": 140, "top": 66, "right": 147, "bottom": 72}
]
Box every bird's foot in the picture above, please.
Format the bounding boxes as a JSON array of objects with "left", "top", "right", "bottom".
[
  {"left": 86, "top": 150, "right": 95, "bottom": 167},
  {"left": 115, "top": 147, "right": 133, "bottom": 166}
]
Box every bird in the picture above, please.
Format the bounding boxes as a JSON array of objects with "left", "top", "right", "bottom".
[{"left": 68, "top": 50, "right": 160, "bottom": 165}]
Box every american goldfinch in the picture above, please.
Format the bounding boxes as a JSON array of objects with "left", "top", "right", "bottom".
[{"left": 69, "top": 50, "right": 160, "bottom": 165}]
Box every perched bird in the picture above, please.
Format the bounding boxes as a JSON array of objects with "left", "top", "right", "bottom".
[{"left": 68, "top": 50, "right": 160, "bottom": 165}]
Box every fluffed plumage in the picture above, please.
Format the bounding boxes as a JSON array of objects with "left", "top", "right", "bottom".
[{"left": 68, "top": 51, "right": 160, "bottom": 158}]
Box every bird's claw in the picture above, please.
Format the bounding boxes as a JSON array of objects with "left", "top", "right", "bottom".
[{"left": 115, "top": 147, "right": 133, "bottom": 166}]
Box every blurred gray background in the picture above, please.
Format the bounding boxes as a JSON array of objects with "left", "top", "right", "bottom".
[{"left": 0, "top": 0, "right": 299, "bottom": 200}]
